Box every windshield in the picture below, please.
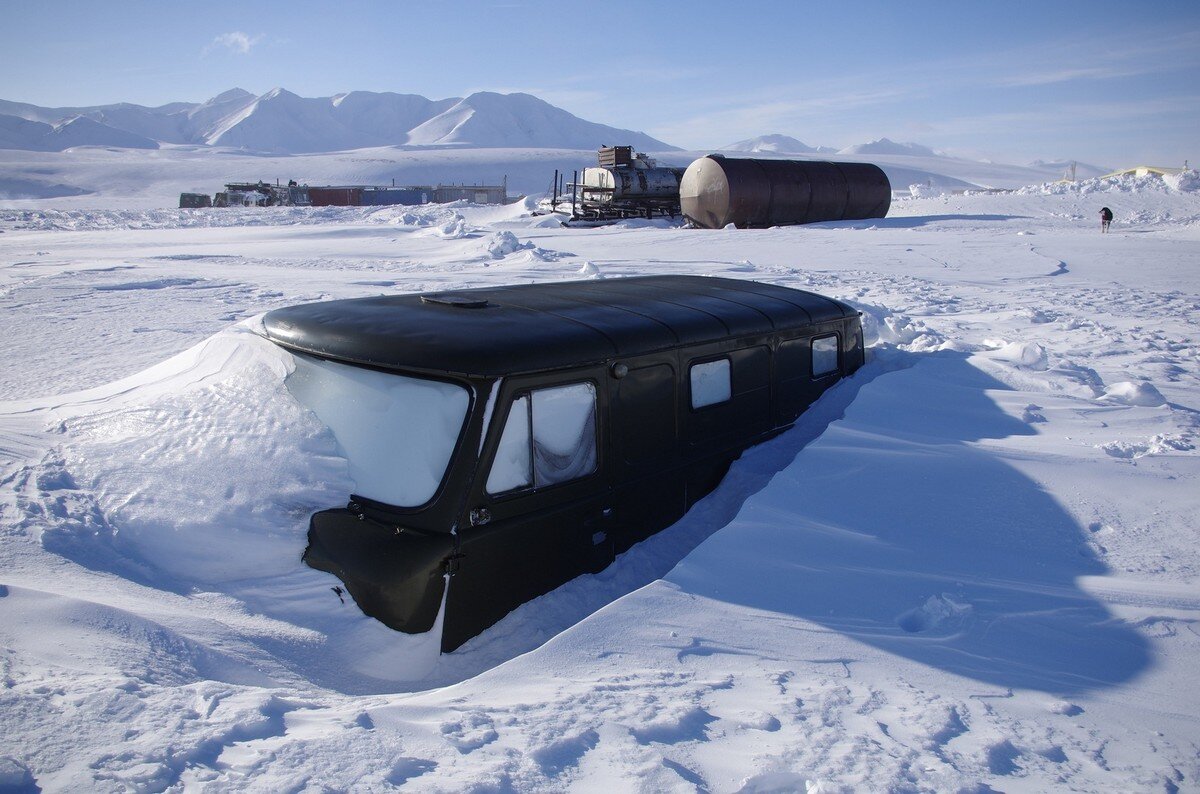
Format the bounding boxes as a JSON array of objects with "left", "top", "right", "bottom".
[{"left": 286, "top": 354, "right": 470, "bottom": 508}]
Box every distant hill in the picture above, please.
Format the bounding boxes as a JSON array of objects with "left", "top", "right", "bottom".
[
  {"left": 0, "top": 88, "right": 676, "bottom": 154},
  {"left": 46, "top": 116, "right": 158, "bottom": 150},
  {"left": 838, "top": 138, "right": 938, "bottom": 157},
  {"left": 1027, "top": 159, "right": 1111, "bottom": 180},
  {"left": 720, "top": 134, "right": 836, "bottom": 155},
  {"left": 0, "top": 113, "right": 157, "bottom": 151}
]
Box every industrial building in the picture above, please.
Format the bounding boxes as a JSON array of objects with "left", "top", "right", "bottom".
[{"left": 187, "top": 177, "right": 513, "bottom": 210}]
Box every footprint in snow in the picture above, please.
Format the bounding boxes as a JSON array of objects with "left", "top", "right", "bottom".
[
  {"left": 440, "top": 711, "right": 498, "bottom": 753},
  {"left": 529, "top": 729, "right": 599, "bottom": 776},
  {"left": 1022, "top": 404, "right": 1047, "bottom": 423},
  {"left": 896, "top": 594, "right": 972, "bottom": 634}
]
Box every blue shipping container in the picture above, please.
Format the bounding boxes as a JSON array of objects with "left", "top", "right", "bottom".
[{"left": 360, "top": 188, "right": 427, "bottom": 206}]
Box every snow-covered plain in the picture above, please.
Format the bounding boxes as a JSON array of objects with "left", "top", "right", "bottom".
[
  {"left": 0, "top": 138, "right": 1109, "bottom": 210},
  {"left": 1, "top": 165, "right": 1198, "bottom": 792}
]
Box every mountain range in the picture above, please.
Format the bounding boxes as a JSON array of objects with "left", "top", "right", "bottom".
[
  {"left": 0, "top": 91, "right": 1108, "bottom": 180},
  {"left": 721, "top": 134, "right": 838, "bottom": 155},
  {"left": 722, "top": 134, "right": 937, "bottom": 157},
  {"left": 0, "top": 88, "right": 674, "bottom": 154}
]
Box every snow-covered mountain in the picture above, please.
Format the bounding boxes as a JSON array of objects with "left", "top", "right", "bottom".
[
  {"left": 839, "top": 137, "right": 938, "bottom": 157},
  {"left": 0, "top": 88, "right": 675, "bottom": 154},
  {"left": 0, "top": 113, "right": 158, "bottom": 151},
  {"left": 406, "top": 91, "right": 668, "bottom": 151},
  {"left": 0, "top": 114, "right": 53, "bottom": 150},
  {"left": 720, "top": 134, "right": 835, "bottom": 154},
  {"left": 45, "top": 116, "right": 159, "bottom": 150}
]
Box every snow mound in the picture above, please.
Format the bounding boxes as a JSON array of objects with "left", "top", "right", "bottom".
[
  {"left": 1098, "top": 380, "right": 1167, "bottom": 407},
  {"left": 1099, "top": 434, "right": 1194, "bottom": 459},
  {"left": 10, "top": 324, "right": 452, "bottom": 686},
  {"left": 909, "top": 183, "right": 945, "bottom": 198},
  {"left": 896, "top": 593, "right": 973, "bottom": 634},
  {"left": 986, "top": 340, "right": 1050, "bottom": 370},
  {"left": 1162, "top": 169, "right": 1200, "bottom": 192},
  {"left": 483, "top": 230, "right": 532, "bottom": 258},
  {"left": 431, "top": 214, "right": 473, "bottom": 239},
  {"left": 855, "top": 303, "right": 947, "bottom": 350},
  {"left": 526, "top": 214, "right": 567, "bottom": 229},
  {"left": 1019, "top": 171, "right": 1199, "bottom": 197}
]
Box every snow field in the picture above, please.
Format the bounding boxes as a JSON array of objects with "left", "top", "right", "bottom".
[{"left": 0, "top": 180, "right": 1198, "bottom": 791}]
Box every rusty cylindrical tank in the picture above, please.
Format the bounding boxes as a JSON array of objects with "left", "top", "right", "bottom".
[{"left": 679, "top": 156, "right": 891, "bottom": 229}]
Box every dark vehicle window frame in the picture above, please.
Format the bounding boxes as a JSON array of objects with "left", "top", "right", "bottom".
[
  {"left": 687, "top": 356, "right": 732, "bottom": 412},
  {"left": 485, "top": 379, "right": 601, "bottom": 498},
  {"left": 811, "top": 334, "right": 841, "bottom": 379}
]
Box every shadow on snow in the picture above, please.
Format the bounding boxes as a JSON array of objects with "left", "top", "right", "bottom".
[
  {"left": 809, "top": 214, "right": 1031, "bottom": 229},
  {"left": 668, "top": 349, "right": 1148, "bottom": 696}
]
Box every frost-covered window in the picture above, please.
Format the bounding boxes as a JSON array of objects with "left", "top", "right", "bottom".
[
  {"left": 690, "top": 359, "right": 731, "bottom": 409},
  {"left": 533, "top": 383, "right": 598, "bottom": 486},
  {"left": 286, "top": 355, "right": 470, "bottom": 507},
  {"left": 812, "top": 335, "right": 839, "bottom": 377},
  {"left": 486, "top": 396, "right": 531, "bottom": 493},
  {"left": 487, "top": 382, "right": 598, "bottom": 495}
]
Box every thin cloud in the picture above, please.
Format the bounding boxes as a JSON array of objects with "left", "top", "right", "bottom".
[
  {"left": 923, "top": 95, "right": 1200, "bottom": 140},
  {"left": 650, "top": 87, "right": 916, "bottom": 148},
  {"left": 203, "top": 32, "right": 263, "bottom": 56},
  {"left": 999, "top": 65, "right": 1146, "bottom": 87},
  {"left": 992, "top": 30, "right": 1200, "bottom": 87}
]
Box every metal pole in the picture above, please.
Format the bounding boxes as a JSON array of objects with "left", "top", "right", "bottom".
[{"left": 571, "top": 170, "right": 577, "bottom": 219}]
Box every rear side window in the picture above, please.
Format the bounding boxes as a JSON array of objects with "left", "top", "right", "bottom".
[
  {"left": 812, "top": 335, "right": 839, "bottom": 377},
  {"left": 690, "top": 359, "right": 731, "bottom": 409},
  {"left": 487, "top": 382, "right": 597, "bottom": 494}
]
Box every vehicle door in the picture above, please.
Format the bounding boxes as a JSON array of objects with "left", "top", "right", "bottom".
[{"left": 446, "top": 367, "right": 612, "bottom": 648}]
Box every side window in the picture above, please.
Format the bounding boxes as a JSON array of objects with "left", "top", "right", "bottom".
[
  {"left": 690, "top": 358, "right": 731, "bottom": 409},
  {"left": 486, "top": 382, "right": 597, "bottom": 495},
  {"left": 812, "top": 335, "right": 839, "bottom": 377},
  {"left": 485, "top": 395, "right": 531, "bottom": 493}
]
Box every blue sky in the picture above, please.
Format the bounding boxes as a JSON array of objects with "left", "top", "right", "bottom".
[{"left": 2, "top": 1, "right": 1196, "bottom": 167}]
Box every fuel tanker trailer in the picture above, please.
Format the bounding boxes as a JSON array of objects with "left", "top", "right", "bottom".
[{"left": 680, "top": 155, "right": 891, "bottom": 229}]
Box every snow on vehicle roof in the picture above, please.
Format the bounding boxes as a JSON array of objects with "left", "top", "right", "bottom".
[{"left": 260, "top": 275, "right": 856, "bottom": 378}]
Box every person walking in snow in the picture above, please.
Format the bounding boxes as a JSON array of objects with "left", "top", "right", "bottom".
[{"left": 1100, "top": 206, "right": 1113, "bottom": 233}]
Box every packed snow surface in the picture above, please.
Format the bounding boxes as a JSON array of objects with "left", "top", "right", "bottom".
[{"left": 1, "top": 167, "right": 1199, "bottom": 791}]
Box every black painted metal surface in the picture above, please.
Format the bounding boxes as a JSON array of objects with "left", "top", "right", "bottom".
[{"left": 680, "top": 156, "right": 891, "bottom": 228}]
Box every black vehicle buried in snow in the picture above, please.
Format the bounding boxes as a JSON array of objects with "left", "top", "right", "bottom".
[{"left": 261, "top": 275, "right": 864, "bottom": 652}]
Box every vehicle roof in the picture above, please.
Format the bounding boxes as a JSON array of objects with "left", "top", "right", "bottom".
[{"left": 261, "top": 275, "right": 857, "bottom": 378}]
